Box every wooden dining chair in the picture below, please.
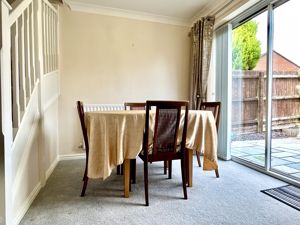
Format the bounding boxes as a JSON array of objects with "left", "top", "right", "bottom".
[
  {"left": 76, "top": 101, "right": 89, "bottom": 197},
  {"left": 125, "top": 102, "right": 170, "bottom": 176},
  {"left": 139, "top": 100, "right": 189, "bottom": 206},
  {"left": 119, "top": 102, "right": 147, "bottom": 184},
  {"left": 197, "top": 101, "right": 221, "bottom": 177},
  {"left": 124, "top": 102, "right": 146, "bottom": 110}
]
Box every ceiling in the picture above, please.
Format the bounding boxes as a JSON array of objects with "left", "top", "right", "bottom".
[{"left": 64, "top": 0, "right": 235, "bottom": 26}]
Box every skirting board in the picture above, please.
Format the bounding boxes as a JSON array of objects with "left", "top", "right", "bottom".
[
  {"left": 13, "top": 182, "right": 42, "bottom": 225},
  {"left": 59, "top": 153, "right": 86, "bottom": 161},
  {"left": 45, "top": 157, "right": 59, "bottom": 180},
  {"left": 13, "top": 153, "right": 85, "bottom": 225}
]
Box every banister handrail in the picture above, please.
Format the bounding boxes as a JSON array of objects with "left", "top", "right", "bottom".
[
  {"left": 2, "top": 0, "right": 12, "bottom": 10},
  {"left": 9, "top": 0, "right": 32, "bottom": 26},
  {"left": 43, "top": 0, "right": 58, "bottom": 14}
]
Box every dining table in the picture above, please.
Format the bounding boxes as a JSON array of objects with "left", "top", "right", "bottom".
[{"left": 85, "top": 109, "right": 218, "bottom": 197}]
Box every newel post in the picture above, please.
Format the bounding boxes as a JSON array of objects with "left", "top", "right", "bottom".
[
  {"left": 1, "top": 1, "right": 13, "bottom": 224},
  {"left": 33, "top": 0, "right": 46, "bottom": 186}
]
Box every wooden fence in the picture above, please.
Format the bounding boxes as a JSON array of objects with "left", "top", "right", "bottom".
[{"left": 232, "top": 70, "right": 300, "bottom": 134}]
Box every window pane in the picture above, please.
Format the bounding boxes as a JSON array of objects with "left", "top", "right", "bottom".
[{"left": 231, "top": 11, "right": 268, "bottom": 167}]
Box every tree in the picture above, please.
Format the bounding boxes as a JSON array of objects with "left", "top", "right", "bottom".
[{"left": 232, "top": 21, "right": 261, "bottom": 70}]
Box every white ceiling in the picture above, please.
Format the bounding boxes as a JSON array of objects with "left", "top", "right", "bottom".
[{"left": 64, "top": 0, "right": 234, "bottom": 26}]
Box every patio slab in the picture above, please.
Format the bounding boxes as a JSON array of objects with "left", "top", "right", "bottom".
[
  {"left": 240, "top": 154, "right": 265, "bottom": 166},
  {"left": 272, "top": 147, "right": 300, "bottom": 154},
  {"left": 272, "top": 165, "right": 299, "bottom": 174},
  {"left": 281, "top": 156, "right": 300, "bottom": 163},
  {"left": 271, "top": 158, "right": 291, "bottom": 166},
  {"left": 271, "top": 152, "right": 297, "bottom": 158},
  {"left": 286, "top": 163, "right": 300, "bottom": 170},
  {"left": 290, "top": 173, "right": 300, "bottom": 179},
  {"left": 231, "top": 137, "right": 300, "bottom": 182}
]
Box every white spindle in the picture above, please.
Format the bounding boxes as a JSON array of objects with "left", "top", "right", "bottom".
[
  {"left": 52, "top": 11, "right": 56, "bottom": 70},
  {"left": 18, "top": 15, "right": 27, "bottom": 112},
  {"left": 45, "top": 4, "right": 50, "bottom": 73},
  {"left": 54, "top": 13, "right": 58, "bottom": 70},
  {"left": 24, "top": 8, "right": 32, "bottom": 97},
  {"left": 29, "top": 2, "right": 36, "bottom": 87},
  {"left": 42, "top": 2, "right": 47, "bottom": 73},
  {"left": 49, "top": 8, "right": 53, "bottom": 72},
  {"left": 11, "top": 22, "right": 21, "bottom": 129},
  {"left": 47, "top": 4, "right": 51, "bottom": 72}
]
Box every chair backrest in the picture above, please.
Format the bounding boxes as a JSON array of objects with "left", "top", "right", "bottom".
[
  {"left": 143, "top": 100, "right": 189, "bottom": 161},
  {"left": 200, "top": 101, "right": 221, "bottom": 131},
  {"left": 124, "top": 102, "right": 146, "bottom": 110},
  {"left": 77, "top": 101, "right": 89, "bottom": 151}
]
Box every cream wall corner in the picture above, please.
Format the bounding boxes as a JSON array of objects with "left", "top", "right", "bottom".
[{"left": 58, "top": 5, "right": 191, "bottom": 155}]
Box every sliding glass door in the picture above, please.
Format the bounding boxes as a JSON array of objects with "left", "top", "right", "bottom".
[
  {"left": 270, "top": 0, "right": 300, "bottom": 180},
  {"left": 231, "top": 11, "right": 268, "bottom": 167},
  {"left": 230, "top": 0, "right": 300, "bottom": 183}
]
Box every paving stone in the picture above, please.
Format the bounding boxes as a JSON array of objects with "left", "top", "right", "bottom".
[
  {"left": 270, "top": 158, "right": 291, "bottom": 166},
  {"left": 271, "top": 152, "right": 297, "bottom": 158},
  {"left": 286, "top": 163, "right": 300, "bottom": 170},
  {"left": 290, "top": 173, "right": 300, "bottom": 179},
  {"left": 272, "top": 165, "right": 299, "bottom": 174},
  {"left": 282, "top": 156, "right": 300, "bottom": 163},
  {"left": 272, "top": 148, "right": 300, "bottom": 154},
  {"left": 240, "top": 154, "right": 265, "bottom": 166},
  {"left": 231, "top": 152, "right": 249, "bottom": 157}
]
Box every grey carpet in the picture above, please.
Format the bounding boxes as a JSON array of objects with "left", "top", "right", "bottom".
[{"left": 20, "top": 157, "right": 300, "bottom": 225}]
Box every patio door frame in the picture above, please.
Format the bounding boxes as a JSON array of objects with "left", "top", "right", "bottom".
[{"left": 216, "top": 0, "right": 300, "bottom": 187}]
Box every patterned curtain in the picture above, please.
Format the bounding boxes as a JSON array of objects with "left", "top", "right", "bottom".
[{"left": 189, "top": 17, "right": 215, "bottom": 109}]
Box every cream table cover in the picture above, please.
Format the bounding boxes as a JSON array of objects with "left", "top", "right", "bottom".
[{"left": 85, "top": 110, "right": 218, "bottom": 179}]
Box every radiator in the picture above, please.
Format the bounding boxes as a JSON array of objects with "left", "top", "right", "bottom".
[
  {"left": 83, "top": 103, "right": 124, "bottom": 112},
  {"left": 80, "top": 103, "right": 124, "bottom": 150}
]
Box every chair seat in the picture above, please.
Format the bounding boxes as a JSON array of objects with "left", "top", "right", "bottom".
[{"left": 140, "top": 144, "right": 182, "bottom": 155}]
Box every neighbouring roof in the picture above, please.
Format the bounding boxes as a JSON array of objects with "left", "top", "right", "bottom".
[{"left": 254, "top": 51, "right": 300, "bottom": 72}]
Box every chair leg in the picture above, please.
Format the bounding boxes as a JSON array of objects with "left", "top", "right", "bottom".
[
  {"left": 180, "top": 158, "right": 187, "bottom": 200},
  {"left": 120, "top": 164, "right": 124, "bottom": 175},
  {"left": 130, "top": 159, "right": 136, "bottom": 184},
  {"left": 144, "top": 160, "right": 149, "bottom": 206},
  {"left": 117, "top": 165, "right": 121, "bottom": 175},
  {"left": 117, "top": 164, "right": 124, "bottom": 175},
  {"left": 196, "top": 151, "right": 201, "bottom": 167},
  {"left": 215, "top": 169, "right": 219, "bottom": 178},
  {"left": 80, "top": 176, "right": 89, "bottom": 197},
  {"left": 168, "top": 160, "right": 172, "bottom": 179},
  {"left": 164, "top": 160, "right": 167, "bottom": 174},
  {"left": 82, "top": 167, "right": 87, "bottom": 181},
  {"left": 82, "top": 153, "right": 88, "bottom": 180}
]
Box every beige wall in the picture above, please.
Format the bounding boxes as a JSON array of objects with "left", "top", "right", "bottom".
[{"left": 59, "top": 6, "right": 191, "bottom": 155}]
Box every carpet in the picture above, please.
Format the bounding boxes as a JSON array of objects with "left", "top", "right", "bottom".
[
  {"left": 19, "top": 160, "right": 300, "bottom": 225},
  {"left": 261, "top": 185, "right": 300, "bottom": 211}
]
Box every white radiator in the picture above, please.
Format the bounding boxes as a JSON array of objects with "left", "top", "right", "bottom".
[
  {"left": 79, "top": 103, "right": 124, "bottom": 150},
  {"left": 83, "top": 103, "right": 124, "bottom": 112}
]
